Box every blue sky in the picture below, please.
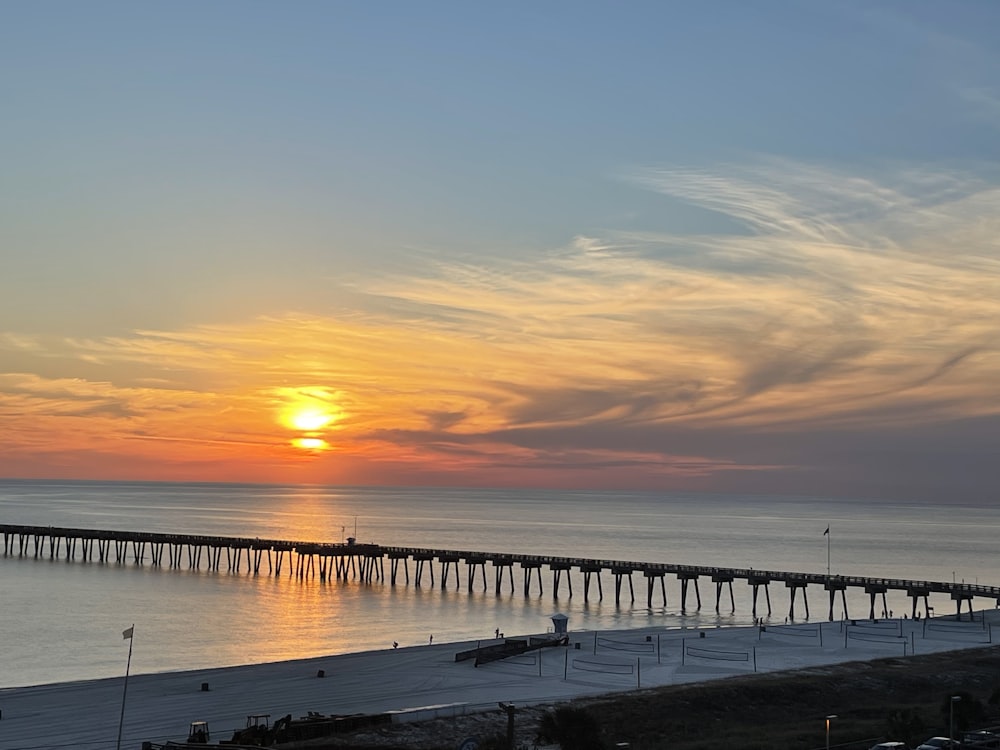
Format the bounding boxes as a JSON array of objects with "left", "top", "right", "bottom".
[{"left": 2, "top": 2, "right": 999, "bottom": 501}]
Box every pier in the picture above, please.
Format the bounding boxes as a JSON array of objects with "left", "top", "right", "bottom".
[{"left": 2, "top": 524, "right": 996, "bottom": 621}]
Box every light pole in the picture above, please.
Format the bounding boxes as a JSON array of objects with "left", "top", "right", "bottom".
[
  {"left": 499, "top": 702, "right": 516, "bottom": 750},
  {"left": 825, "top": 714, "right": 837, "bottom": 750},
  {"left": 950, "top": 695, "right": 961, "bottom": 749}
]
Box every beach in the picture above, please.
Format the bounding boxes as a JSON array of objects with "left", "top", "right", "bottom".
[
  {"left": 2, "top": 611, "right": 997, "bottom": 749},
  {"left": 4, "top": 483, "right": 1000, "bottom": 748},
  {"left": 6, "top": 482, "right": 1000, "bottom": 691}
]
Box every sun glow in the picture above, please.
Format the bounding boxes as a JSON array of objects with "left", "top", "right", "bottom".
[
  {"left": 277, "top": 389, "right": 340, "bottom": 430},
  {"left": 288, "top": 409, "right": 334, "bottom": 431},
  {"left": 274, "top": 388, "right": 342, "bottom": 453},
  {"left": 293, "top": 437, "right": 329, "bottom": 451}
]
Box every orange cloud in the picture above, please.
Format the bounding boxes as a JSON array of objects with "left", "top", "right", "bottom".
[{"left": 1, "top": 162, "right": 998, "bottom": 494}]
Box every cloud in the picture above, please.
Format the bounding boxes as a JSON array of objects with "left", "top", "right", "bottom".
[
  {"left": 419, "top": 410, "right": 469, "bottom": 431},
  {"left": 0, "top": 333, "right": 46, "bottom": 352},
  {"left": 2, "top": 160, "right": 998, "bottom": 498}
]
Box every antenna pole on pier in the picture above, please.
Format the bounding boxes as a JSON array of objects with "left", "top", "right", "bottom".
[{"left": 825, "top": 524, "right": 831, "bottom": 578}]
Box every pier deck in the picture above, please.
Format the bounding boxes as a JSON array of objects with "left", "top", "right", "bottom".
[{"left": 2, "top": 524, "right": 995, "bottom": 620}]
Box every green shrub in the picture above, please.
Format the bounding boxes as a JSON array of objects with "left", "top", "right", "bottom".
[
  {"left": 537, "top": 706, "right": 605, "bottom": 750},
  {"left": 886, "top": 707, "right": 926, "bottom": 747}
]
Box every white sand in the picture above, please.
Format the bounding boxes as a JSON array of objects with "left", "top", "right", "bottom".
[{"left": 2, "top": 612, "right": 997, "bottom": 748}]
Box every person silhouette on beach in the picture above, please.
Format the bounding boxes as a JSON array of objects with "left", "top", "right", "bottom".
[
  {"left": 429, "top": 634, "right": 433, "bottom": 645},
  {"left": 392, "top": 641, "right": 398, "bottom": 649}
]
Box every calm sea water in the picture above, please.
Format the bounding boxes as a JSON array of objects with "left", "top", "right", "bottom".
[{"left": 1, "top": 480, "right": 997, "bottom": 688}]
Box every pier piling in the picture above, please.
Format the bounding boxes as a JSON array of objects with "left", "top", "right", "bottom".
[{"left": 1, "top": 525, "right": 993, "bottom": 624}]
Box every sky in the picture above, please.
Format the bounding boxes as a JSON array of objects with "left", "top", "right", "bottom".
[{"left": 2, "top": 1, "right": 999, "bottom": 501}]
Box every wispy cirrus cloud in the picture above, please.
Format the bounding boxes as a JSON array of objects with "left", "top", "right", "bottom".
[{"left": 2, "top": 160, "right": 998, "bottom": 496}]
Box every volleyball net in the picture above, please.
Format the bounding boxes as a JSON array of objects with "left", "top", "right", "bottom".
[
  {"left": 571, "top": 657, "right": 636, "bottom": 675},
  {"left": 684, "top": 645, "right": 751, "bottom": 662},
  {"left": 595, "top": 636, "right": 656, "bottom": 654},
  {"left": 758, "top": 624, "right": 822, "bottom": 640}
]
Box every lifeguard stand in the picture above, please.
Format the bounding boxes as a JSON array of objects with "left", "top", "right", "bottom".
[{"left": 551, "top": 613, "right": 568, "bottom": 635}]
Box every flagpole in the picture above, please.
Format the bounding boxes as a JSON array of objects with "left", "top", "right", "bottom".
[
  {"left": 117, "top": 625, "right": 134, "bottom": 750},
  {"left": 826, "top": 525, "right": 831, "bottom": 578}
]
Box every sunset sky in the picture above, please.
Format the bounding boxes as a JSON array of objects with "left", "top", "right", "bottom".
[{"left": 2, "top": 2, "right": 999, "bottom": 501}]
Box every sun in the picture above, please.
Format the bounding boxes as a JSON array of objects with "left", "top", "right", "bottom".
[
  {"left": 274, "top": 388, "right": 342, "bottom": 453},
  {"left": 287, "top": 408, "right": 334, "bottom": 432},
  {"left": 277, "top": 395, "right": 340, "bottom": 432}
]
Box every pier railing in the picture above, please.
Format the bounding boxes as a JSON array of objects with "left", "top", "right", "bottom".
[{"left": 2, "top": 524, "right": 996, "bottom": 620}]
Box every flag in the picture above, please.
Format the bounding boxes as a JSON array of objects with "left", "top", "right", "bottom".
[
  {"left": 122, "top": 626, "right": 134, "bottom": 640},
  {"left": 823, "top": 526, "right": 829, "bottom": 536}
]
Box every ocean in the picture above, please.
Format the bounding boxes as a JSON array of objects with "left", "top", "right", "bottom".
[{"left": 1, "top": 479, "right": 997, "bottom": 688}]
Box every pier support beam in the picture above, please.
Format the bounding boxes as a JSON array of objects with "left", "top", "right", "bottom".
[
  {"left": 952, "top": 590, "right": 975, "bottom": 621},
  {"left": 552, "top": 564, "right": 572, "bottom": 598},
  {"left": 786, "top": 580, "right": 809, "bottom": 620},
  {"left": 6, "top": 524, "right": 998, "bottom": 630},
  {"left": 465, "top": 557, "right": 487, "bottom": 592},
  {"left": 367, "top": 554, "right": 384, "bottom": 582},
  {"left": 825, "top": 580, "right": 849, "bottom": 621},
  {"left": 494, "top": 561, "right": 514, "bottom": 595},
  {"left": 612, "top": 568, "right": 636, "bottom": 606},
  {"left": 334, "top": 554, "right": 350, "bottom": 580},
  {"left": 273, "top": 549, "right": 290, "bottom": 576},
  {"left": 644, "top": 571, "right": 667, "bottom": 608},
  {"left": 581, "top": 565, "right": 602, "bottom": 602},
  {"left": 522, "top": 563, "right": 543, "bottom": 596},
  {"left": 678, "top": 574, "right": 701, "bottom": 611},
  {"left": 907, "top": 588, "right": 930, "bottom": 619},
  {"left": 438, "top": 555, "right": 461, "bottom": 589},
  {"left": 865, "top": 584, "right": 889, "bottom": 619},
  {"left": 749, "top": 577, "right": 772, "bottom": 619},
  {"left": 389, "top": 554, "right": 408, "bottom": 585},
  {"left": 413, "top": 554, "right": 435, "bottom": 587},
  {"left": 713, "top": 574, "right": 735, "bottom": 613}
]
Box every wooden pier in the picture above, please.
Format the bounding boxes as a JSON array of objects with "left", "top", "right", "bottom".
[{"left": 2, "top": 524, "right": 996, "bottom": 621}]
